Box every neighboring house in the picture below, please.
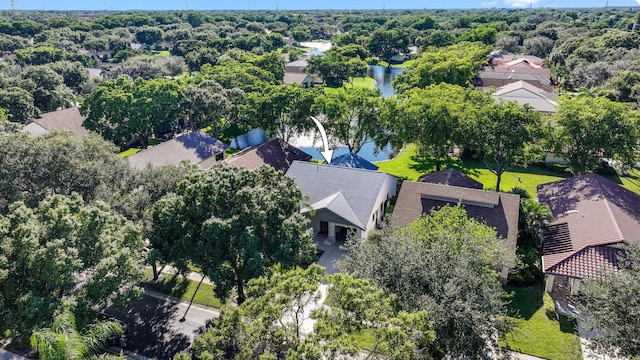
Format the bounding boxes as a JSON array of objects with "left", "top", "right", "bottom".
[
  {"left": 392, "top": 169, "right": 520, "bottom": 280},
  {"left": 484, "top": 58, "right": 551, "bottom": 79},
  {"left": 23, "top": 107, "right": 89, "bottom": 137},
  {"left": 283, "top": 72, "right": 321, "bottom": 87},
  {"left": 417, "top": 168, "right": 483, "bottom": 189},
  {"left": 492, "top": 81, "right": 558, "bottom": 113},
  {"left": 126, "top": 130, "right": 228, "bottom": 170},
  {"left": 331, "top": 153, "right": 379, "bottom": 171},
  {"left": 489, "top": 53, "right": 544, "bottom": 67},
  {"left": 230, "top": 128, "right": 269, "bottom": 150},
  {"left": 286, "top": 161, "right": 397, "bottom": 241},
  {"left": 285, "top": 59, "right": 309, "bottom": 73},
  {"left": 130, "top": 43, "right": 149, "bottom": 51},
  {"left": 227, "top": 138, "right": 312, "bottom": 173},
  {"left": 537, "top": 174, "right": 640, "bottom": 297},
  {"left": 474, "top": 70, "right": 553, "bottom": 92}
]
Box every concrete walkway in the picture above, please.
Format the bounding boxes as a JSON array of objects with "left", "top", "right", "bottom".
[{"left": 0, "top": 349, "right": 29, "bottom": 360}]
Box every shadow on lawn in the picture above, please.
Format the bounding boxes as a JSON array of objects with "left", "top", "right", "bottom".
[
  {"left": 504, "top": 282, "right": 544, "bottom": 321},
  {"left": 407, "top": 154, "right": 480, "bottom": 178},
  {"left": 146, "top": 273, "right": 190, "bottom": 299},
  {"left": 559, "top": 315, "right": 578, "bottom": 334}
]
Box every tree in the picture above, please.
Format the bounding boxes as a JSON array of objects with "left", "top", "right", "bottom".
[
  {"left": 179, "top": 86, "right": 230, "bottom": 135},
  {"left": 241, "top": 84, "right": 320, "bottom": 143},
  {"left": 0, "top": 131, "right": 131, "bottom": 212},
  {"left": 523, "top": 36, "right": 555, "bottom": 58},
  {"left": 22, "top": 65, "right": 66, "bottom": 112},
  {"left": 0, "top": 194, "right": 144, "bottom": 345},
  {"left": 306, "top": 50, "right": 367, "bottom": 87},
  {"left": 135, "top": 26, "right": 163, "bottom": 45},
  {"left": 578, "top": 244, "right": 640, "bottom": 358},
  {"left": 31, "top": 303, "right": 125, "bottom": 360},
  {"left": 393, "top": 42, "right": 490, "bottom": 93},
  {"left": 381, "top": 84, "right": 473, "bottom": 172},
  {"left": 150, "top": 163, "right": 316, "bottom": 304},
  {"left": 318, "top": 87, "right": 381, "bottom": 153},
  {"left": 367, "top": 28, "right": 411, "bottom": 65},
  {"left": 82, "top": 76, "right": 183, "bottom": 148},
  {"left": 291, "top": 25, "right": 311, "bottom": 42},
  {"left": 552, "top": 96, "right": 640, "bottom": 174},
  {"left": 191, "top": 265, "right": 435, "bottom": 360},
  {"left": 467, "top": 100, "right": 542, "bottom": 192},
  {"left": 338, "top": 205, "right": 511, "bottom": 359},
  {"left": 0, "top": 87, "right": 37, "bottom": 123}
]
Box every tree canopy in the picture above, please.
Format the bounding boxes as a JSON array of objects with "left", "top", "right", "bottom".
[
  {"left": 338, "top": 205, "right": 511, "bottom": 358},
  {"left": 150, "top": 162, "right": 316, "bottom": 304},
  {"left": 0, "top": 194, "right": 144, "bottom": 345}
]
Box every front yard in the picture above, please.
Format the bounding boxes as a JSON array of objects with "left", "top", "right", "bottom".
[{"left": 501, "top": 283, "right": 582, "bottom": 360}]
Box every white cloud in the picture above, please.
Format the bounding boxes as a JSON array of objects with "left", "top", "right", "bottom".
[
  {"left": 482, "top": 0, "right": 498, "bottom": 6},
  {"left": 504, "top": 0, "right": 540, "bottom": 7},
  {"left": 637, "top": 0, "right": 640, "bottom": 5}
]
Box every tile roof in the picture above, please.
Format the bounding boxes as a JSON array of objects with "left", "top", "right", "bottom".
[
  {"left": 331, "top": 153, "right": 379, "bottom": 171},
  {"left": 286, "top": 161, "right": 394, "bottom": 230},
  {"left": 27, "top": 107, "right": 89, "bottom": 137},
  {"left": 226, "top": 138, "right": 312, "bottom": 172},
  {"left": 418, "top": 168, "right": 483, "bottom": 189},
  {"left": 126, "top": 130, "right": 228, "bottom": 169},
  {"left": 391, "top": 181, "right": 520, "bottom": 259},
  {"left": 492, "top": 81, "right": 558, "bottom": 113},
  {"left": 547, "top": 245, "right": 623, "bottom": 279},
  {"left": 538, "top": 174, "right": 640, "bottom": 276}
]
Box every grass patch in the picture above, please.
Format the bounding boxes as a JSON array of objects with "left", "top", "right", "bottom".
[
  {"left": 119, "top": 148, "right": 141, "bottom": 158},
  {"left": 324, "top": 76, "right": 377, "bottom": 95},
  {"left": 151, "top": 50, "right": 171, "bottom": 57},
  {"left": 145, "top": 272, "right": 222, "bottom": 309},
  {"left": 500, "top": 283, "right": 582, "bottom": 360}
]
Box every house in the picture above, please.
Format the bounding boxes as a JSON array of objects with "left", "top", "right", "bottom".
[
  {"left": 226, "top": 138, "right": 312, "bottom": 173},
  {"left": 492, "top": 81, "right": 558, "bottom": 113},
  {"left": 474, "top": 70, "right": 553, "bottom": 92},
  {"left": 126, "top": 130, "right": 228, "bottom": 170},
  {"left": 285, "top": 59, "right": 309, "bottom": 74},
  {"left": 283, "top": 72, "right": 320, "bottom": 88},
  {"left": 285, "top": 161, "right": 397, "bottom": 241},
  {"left": 392, "top": 169, "right": 520, "bottom": 280},
  {"left": 331, "top": 153, "right": 379, "bottom": 171},
  {"left": 417, "top": 168, "right": 483, "bottom": 189},
  {"left": 23, "top": 107, "right": 90, "bottom": 137},
  {"left": 489, "top": 53, "right": 543, "bottom": 67},
  {"left": 537, "top": 174, "right": 640, "bottom": 297}
]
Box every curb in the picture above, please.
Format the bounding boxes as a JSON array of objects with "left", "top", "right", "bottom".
[{"left": 142, "top": 288, "right": 221, "bottom": 316}]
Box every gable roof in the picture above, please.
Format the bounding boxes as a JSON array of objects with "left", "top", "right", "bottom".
[
  {"left": 126, "top": 130, "right": 228, "bottom": 169},
  {"left": 283, "top": 72, "right": 317, "bottom": 86},
  {"left": 546, "top": 245, "right": 623, "bottom": 279},
  {"left": 418, "top": 168, "right": 483, "bottom": 189},
  {"left": 25, "top": 107, "right": 89, "bottom": 137},
  {"left": 286, "top": 161, "right": 393, "bottom": 230},
  {"left": 492, "top": 81, "right": 558, "bottom": 113},
  {"left": 537, "top": 174, "right": 640, "bottom": 277},
  {"left": 331, "top": 153, "right": 379, "bottom": 171},
  {"left": 504, "top": 58, "right": 543, "bottom": 69},
  {"left": 392, "top": 181, "right": 520, "bottom": 258},
  {"left": 226, "top": 138, "right": 312, "bottom": 172}
]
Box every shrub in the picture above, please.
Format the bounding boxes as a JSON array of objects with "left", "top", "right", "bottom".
[{"left": 543, "top": 292, "right": 557, "bottom": 320}]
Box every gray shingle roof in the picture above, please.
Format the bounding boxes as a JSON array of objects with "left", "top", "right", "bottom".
[
  {"left": 418, "top": 168, "right": 483, "bottom": 189},
  {"left": 26, "top": 107, "right": 89, "bottom": 137},
  {"left": 286, "top": 161, "right": 392, "bottom": 230},
  {"left": 126, "top": 130, "right": 227, "bottom": 169},
  {"left": 226, "top": 138, "right": 312, "bottom": 172}
]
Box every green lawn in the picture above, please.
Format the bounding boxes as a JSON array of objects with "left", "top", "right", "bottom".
[
  {"left": 151, "top": 50, "right": 171, "bottom": 57},
  {"left": 501, "top": 283, "right": 582, "bottom": 360},
  {"left": 324, "top": 76, "right": 377, "bottom": 95},
  {"left": 375, "top": 144, "right": 640, "bottom": 197},
  {"left": 145, "top": 271, "right": 223, "bottom": 309},
  {"left": 119, "top": 148, "right": 141, "bottom": 158}
]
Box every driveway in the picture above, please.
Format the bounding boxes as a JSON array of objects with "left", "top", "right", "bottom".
[{"left": 105, "top": 291, "right": 219, "bottom": 359}]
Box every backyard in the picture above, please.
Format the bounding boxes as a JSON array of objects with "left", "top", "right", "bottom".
[
  {"left": 501, "top": 283, "right": 583, "bottom": 360},
  {"left": 375, "top": 144, "right": 640, "bottom": 196}
]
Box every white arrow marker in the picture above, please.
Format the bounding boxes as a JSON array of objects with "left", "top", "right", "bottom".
[{"left": 310, "top": 116, "right": 334, "bottom": 164}]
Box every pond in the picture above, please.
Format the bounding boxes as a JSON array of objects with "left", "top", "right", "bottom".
[
  {"left": 367, "top": 65, "right": 406, "bottom": 97},
  {"left": 299, "top": 141, "right": 397, "bottom": 163}
]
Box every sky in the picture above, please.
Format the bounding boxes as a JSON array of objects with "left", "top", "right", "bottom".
[{"left": 5, "top": 0, "right": 640, "bottom": 11}]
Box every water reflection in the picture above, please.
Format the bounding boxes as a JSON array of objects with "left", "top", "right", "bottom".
[
  {"left": 367, "top": 65, "right": 406, "bottom": 97},
  {"left": 300, "top": 141, "right": 397, "bottom": 163}
]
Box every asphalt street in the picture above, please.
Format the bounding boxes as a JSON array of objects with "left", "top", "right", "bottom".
[{"left": 105, "top": 291, "right": 219, "bottom": 359}]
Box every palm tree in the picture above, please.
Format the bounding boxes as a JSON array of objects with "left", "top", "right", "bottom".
[
  {"left": 522, "top": 199, "right": 552, "bottom": 243},
  {"left": 30, "top": 306, "right": 125, "bottom": 360}
]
